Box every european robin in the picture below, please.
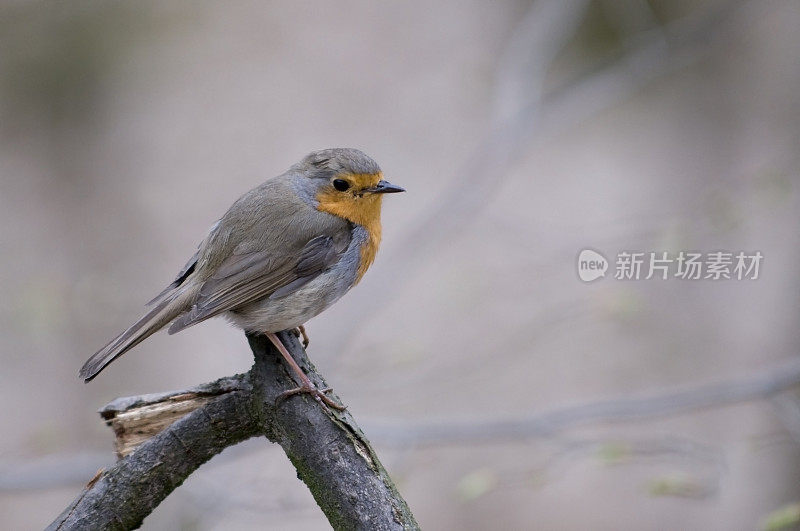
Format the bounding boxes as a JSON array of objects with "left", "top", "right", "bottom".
[{"left": 79, "top": 148, "right": 404, "bottom": 409}]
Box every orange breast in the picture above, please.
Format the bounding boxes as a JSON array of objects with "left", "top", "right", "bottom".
[
  {"left": 355, "top": 221, "right": 381, "bottom": 284},
  {"left": 315, "top": 173, "right": 385, "bottom": 285}
]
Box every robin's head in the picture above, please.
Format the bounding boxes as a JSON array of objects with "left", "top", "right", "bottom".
[{"left": 296, "top": 148, "right": 404, "bottom": 228}]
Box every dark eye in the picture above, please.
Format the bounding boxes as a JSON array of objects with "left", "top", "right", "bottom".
[{"left": 332, "top": 179, "right": 350, "bottom": 192}]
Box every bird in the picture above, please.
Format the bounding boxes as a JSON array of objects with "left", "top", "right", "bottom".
[{"left": 79, "top": 148, "right": 404, "bottom": 409}]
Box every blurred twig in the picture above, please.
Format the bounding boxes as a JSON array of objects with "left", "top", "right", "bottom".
[
  {"left": 491, "top": 0, "right": 591, "bottom": 127},
  {"left": 343, "top": 0, "right": 754, "bottom": 346},
  {"left": 769, "top": 392, "right": 800, "bottom": 445},
  {"left": 12, "top": 356, "right": 800, "bottom": 495},
  {"left": 600, "top": 0, "right": 664, "bottom": 45},
  {"left": 364, "top": 357, "right": 800, "bottom": 446},
  {"left": 494, "top": 435, "right": 723, "bottom": 498},
  {"left": 342, "top": 0, "right": 590, "bottom": 339}
]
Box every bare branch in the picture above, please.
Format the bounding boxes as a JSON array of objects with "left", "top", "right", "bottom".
[
  {"left": 246, "top": 332, "right": 418, "bottom": 530},
  {"left": 100, "top": 375, "right": 248, "bottom": 458},
  {"left": 364, "top": 358, "right": 800, "bottom": 446},
  {"left": 47, "top": 332, "right": 418, "bottom": 531},
  {"left": 47, "top": 380, "right": 257, "bottom": 531},
  {"left": 341, "top": 0, "right": 755, "bottom": 344},
  {"left": 22, "top": 354, "right": 800, "bottom": 500}
]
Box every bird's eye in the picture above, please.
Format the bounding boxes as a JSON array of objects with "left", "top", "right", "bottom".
[{"left": 332, "top": 179, "right": 350, "bottom": 192}]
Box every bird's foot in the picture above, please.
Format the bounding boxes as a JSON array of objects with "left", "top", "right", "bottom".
[
  {"left": 292, "top": 325, "right": 310, "bottom": 348},
  {"left": 264, "top": 331, "right": 342, "bottom": 410},
  {"left": 276, "top": 384, "right": 346, "bottom": 411}
]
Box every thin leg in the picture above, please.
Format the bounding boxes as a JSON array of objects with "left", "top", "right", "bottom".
[
  {"left": 293, "top": 325, "right": 310, "bottom": 348},
  {"left": 265, "top": 332, "right": 345, "bottom": 411}
]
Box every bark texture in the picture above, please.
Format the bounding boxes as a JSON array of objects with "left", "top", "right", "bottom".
[{"left": 48, "top": 331, "right": 418, "bottom": 530}]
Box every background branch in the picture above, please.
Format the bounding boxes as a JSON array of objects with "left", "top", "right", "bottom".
[
  {"left": 338, "top": 0, "right": 753, "bottom": 348},
  {"left": 22, "top": 356, "right": 800, "bottom": 497},
  {"left": 365, "top": 357, "right": 800, "bottom": 447},
  {"left": 47, "top": 332, "right": 418, "bottom": 531}
]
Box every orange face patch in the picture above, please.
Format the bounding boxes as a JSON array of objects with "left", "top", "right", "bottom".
[
  {"left": 315, "top": 172, "right": 384, "bottom": 226},
  {"left": 338, "top": 172, "right": 383, "bottom": 192},
  {"left": 315, "top": 172, "right": 384, "bottom": 284}
]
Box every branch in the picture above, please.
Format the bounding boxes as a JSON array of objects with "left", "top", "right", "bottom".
[
  {"left": 364, "top": 357, "right": 800, "bottom": 447},
  {"left": 47, "top": 378, "right": 257, "bottom": 530},
  {"left": 339, "top": 0, "right": 754, "bottom": 346},
  {"left": 246, "top": 333, "right": 417, "bottom": 530},
  {"left": 99, "top": 375, "right": 249, "bottom": 458},
  {"left": 22, "top": 356, "right": 800, "bottom": 496},
  {"left": 48, "top": 331, "right": 418, "bottom": 531}
]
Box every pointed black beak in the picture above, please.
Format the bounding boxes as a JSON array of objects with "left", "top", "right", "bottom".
[{"left": 367, "top": 180, "right": 405, "bottom": 194}]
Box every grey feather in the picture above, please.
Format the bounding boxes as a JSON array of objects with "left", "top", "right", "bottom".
[
  {"left": 146, "top": 249, "right": 199, "bottom": 306},
  {"left": 168, "top": 229, "right": 351, "bottom": 334},
  {"left": 80, "top": 148, "right": 383, "bottom": 380},
  {"left": 79, "top": 286, "right": 196, "bottom": 381}
]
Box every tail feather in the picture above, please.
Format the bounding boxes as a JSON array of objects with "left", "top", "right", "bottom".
[{"left": 79, "top": 289, "right": 190, "bottom": 381}]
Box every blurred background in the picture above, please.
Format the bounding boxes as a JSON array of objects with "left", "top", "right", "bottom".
[{"left": 1, "top": 0, "right": 799, "bottom": 529}]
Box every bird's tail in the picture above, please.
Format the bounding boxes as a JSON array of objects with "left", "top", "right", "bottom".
[{"left": 79, "top": 288, "right": 192, "bottom": 382}]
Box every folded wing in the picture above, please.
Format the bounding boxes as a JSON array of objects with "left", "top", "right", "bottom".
[{"left": 167, "top": 231, "right": 351, "bottom": 334}]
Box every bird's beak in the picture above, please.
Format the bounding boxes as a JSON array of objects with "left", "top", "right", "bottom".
[{"left": 367, "top": 180, "right": 405, "bottom": 194}]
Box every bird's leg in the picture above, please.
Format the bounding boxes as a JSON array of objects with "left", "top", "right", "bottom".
[
  {"left": 265, "top": 332, "right": 345, "bottom": 411},
  {"left": 292, "top": 325, "right": 310, "bottom": 348}
]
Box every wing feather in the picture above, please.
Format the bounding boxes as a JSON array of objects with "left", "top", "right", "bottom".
[{"left": 168, "top": 231, "right": 350, "bottom": 334}]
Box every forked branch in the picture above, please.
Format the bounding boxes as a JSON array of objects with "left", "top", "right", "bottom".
[{"left": 48, "top": 331, "right": 418, "bottom": 531}]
